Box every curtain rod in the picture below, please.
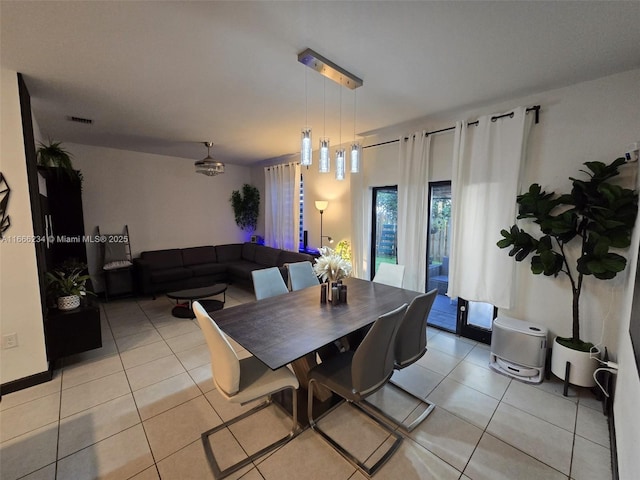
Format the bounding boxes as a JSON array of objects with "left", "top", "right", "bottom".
[
  {"left": 363, "top": 105, "right": 540, "bottom": 149},
  {"left": 265, "top": 162, "right": 299, "bottom": 171}
]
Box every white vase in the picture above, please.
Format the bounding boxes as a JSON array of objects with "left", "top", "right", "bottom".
[
  {"left": 58, "top": 295, "right": 80, "bottom": 311},
  {"left": 550, "top": 336, "right": 600, "bottom": 387}
]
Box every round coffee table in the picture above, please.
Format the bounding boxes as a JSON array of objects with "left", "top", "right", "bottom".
[{"left": 166, "top": 284, "right": 228, "bottom": 318}]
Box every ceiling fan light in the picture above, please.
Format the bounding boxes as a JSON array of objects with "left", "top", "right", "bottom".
[{"left": 195, "top": 142, "right": 225, "bottom": 176}]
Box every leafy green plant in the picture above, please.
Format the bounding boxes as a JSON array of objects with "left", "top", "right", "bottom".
[
  {"left": 230, "top": 184, "right": 260, "bottom": 232},
  {"left": 37, "top": 140, "right": 82, "bottom": 184},
  {"left": 46, "top": 262, "right": 94, "bottom": 298},
  {"left": 498, "top": 158, "right": 638, "bottom": 350},
  {"left": 335, "top": 240, "right": 352, "bottom": 262}
]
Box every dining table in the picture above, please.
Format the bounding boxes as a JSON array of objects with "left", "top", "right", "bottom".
[{"left": 212, "top": 277, "right": 421, "bottom": 406}]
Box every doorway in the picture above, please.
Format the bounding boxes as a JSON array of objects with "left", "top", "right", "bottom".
[
  {"left": 425, "top": 181, "right": 494, "bottom": 344},
  {"left": 425, "top": 182, "right": 457, "bottom": 332},
  {"left": 371, "top": 186, "right": 398, "bottom": 279}
]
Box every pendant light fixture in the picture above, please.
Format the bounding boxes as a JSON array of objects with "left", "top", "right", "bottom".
[
  {"left": 350, "top": 89, "right": 361, "bottom": 173},
  {"left": 319, "top": 78, "right": 330, "bottom": 173},
  {"left": 195, "top": 142, "right": 225, "bottom": 176},
  {"left": 297, "top": 48, "right": 363, "bottom": 179},
  {"left": 335, "top": 77, "right": 345, "bottom": 181},
  {"left": 301, "top": 68, "right": 312, "bottom": 167}
]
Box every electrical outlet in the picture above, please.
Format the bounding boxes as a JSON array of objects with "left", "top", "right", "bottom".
[{"left": 2, "top": 333, "right": 18, "bottom": 349}]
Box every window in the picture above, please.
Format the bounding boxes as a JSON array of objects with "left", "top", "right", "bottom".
[{"left": 299, "top": 173, "right": 304, "bottom": 250}]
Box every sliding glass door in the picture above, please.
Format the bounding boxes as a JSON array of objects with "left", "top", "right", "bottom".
[
  {"left": 426, "top": 182, "right": 457, "bottom": 332},
  {"left": 425, "top": 182, "right": 493, "bottom": 343},
  {"left": 371, "top": 186, "right": 398, "bottom": 279},
  {"left": 369, "top": 181, "right": 494, "bottom": 345}
]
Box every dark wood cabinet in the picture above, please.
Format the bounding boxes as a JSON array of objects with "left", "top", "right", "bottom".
[
  {"left": 39, "top": 167, "right": 87, "bottom": 267},
  {"left": 45, "top": 303, "right": 102, "bottom": 361},
  {"left": 18, "top": 73, "right": 97, "bottom": 374}
]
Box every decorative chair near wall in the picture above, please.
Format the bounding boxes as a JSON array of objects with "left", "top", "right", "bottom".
[
  {"left": 98, "top": 225, "right": 133, "bottom": 301},
  {"left": 193, "top": 302, "right": 299, "bottom": 479},
  {"left": 307, "top": 303, "right": 408, "bottom": 477}
]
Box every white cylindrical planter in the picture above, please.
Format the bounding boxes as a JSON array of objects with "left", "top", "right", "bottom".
[
  {"left": 550, "top": 337, "right": 600, "bottom": 387},
  {"left": 58, "top": 295, "right": 80, "bottom": 311}
]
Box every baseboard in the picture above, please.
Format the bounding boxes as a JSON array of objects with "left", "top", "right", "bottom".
[{"left": 0, "top": 366, "right": 53, "bottom": 398}]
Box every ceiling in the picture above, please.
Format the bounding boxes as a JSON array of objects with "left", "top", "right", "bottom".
[{"left": 2, "top": 1, "right": 639, "bottom": 166}]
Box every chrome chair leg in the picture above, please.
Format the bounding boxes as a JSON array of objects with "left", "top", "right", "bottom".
[
  {"left": 308, "top": 379, "right": 403, "bottom": 478},
  {"left": 202, "top": 386, "right": 299, "bottom": 479},
  {"left": 361, "top": 378, "right": 435, "bottom": 433}
]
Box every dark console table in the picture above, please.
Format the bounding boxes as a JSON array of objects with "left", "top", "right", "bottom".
[{"left": 45, "top": 302, "right": 102, "bottom": 361}]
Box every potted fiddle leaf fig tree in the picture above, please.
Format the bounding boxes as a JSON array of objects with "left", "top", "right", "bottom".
[{"left": 497, "top": 157, "right": 638, "bottom": 386}]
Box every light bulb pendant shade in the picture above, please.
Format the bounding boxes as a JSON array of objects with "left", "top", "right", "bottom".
[
  {"left": 301, "top": 128, "right": 312, "bottom": 166},
  {"left": 350, "top": 143, "right": 361, "bottom": 173},
  {"left": 319, "top": 137, "right": 331, "bottom": 173},
  {"left": 195, "top": 142, "right": 225, "bottom": 176},
  {"left": 335, "top": 149, "right": 346, "bottom": 181}
]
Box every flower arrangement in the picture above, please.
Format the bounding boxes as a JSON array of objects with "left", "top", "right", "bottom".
[{"left": 313, "top": 246, "right": 352, "bottom": 283}]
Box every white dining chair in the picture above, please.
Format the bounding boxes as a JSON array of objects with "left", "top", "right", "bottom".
[
  {"left": 251, "top": 266, "right": 289, "bottom": 300},
  {"left": 372, "top": 263, "right": 405, "bottom": 288},
  {"left": 286, "top": 261, "right": 320, "bottom": 291},
  {"left": 193, "top": 302, "right": 299, "bottom": 479}
]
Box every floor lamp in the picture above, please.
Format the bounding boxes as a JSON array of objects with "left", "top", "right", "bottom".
[{"left": 315, "top": 200, "right": 329, "bottom": 247}]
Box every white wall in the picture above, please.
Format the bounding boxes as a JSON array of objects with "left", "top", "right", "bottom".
[
  {"left": 69, "top": 144, "right": 252, "bottom": 290},
  {"left": 614, "top": 193, "right": 640, "bottom": 479},
  {"left": 0, "top": 68, "right": 48, "bottom": 384},
  {"left": 362, "top": 68, "right": 640, "bottom": 475},
  {"left": 251, "top": 151, "right": 353, "bottom": 253},
  {"left": 363, "top": 68, "right": 640, "bottom": 350}
]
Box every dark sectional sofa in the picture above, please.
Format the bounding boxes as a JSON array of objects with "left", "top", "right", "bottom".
[{"left": 133, "top": 242, "right": 314, "bottom": 297}]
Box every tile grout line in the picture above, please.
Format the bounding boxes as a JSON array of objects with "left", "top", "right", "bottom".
[
  {"left": 126, "top": 298, "right": 170, "bottom": 474},
  {"left": 469, "top": 377, "right": 575, "bottom": 478},
  {"left": 568, "top": 397, "right": 580, "bottom": 479},
  {"left": 54, "top": 360, "right": 64, "bottom": 479},
  {"left": 457, "top": 374, "right": 512, "bottom": 476}
]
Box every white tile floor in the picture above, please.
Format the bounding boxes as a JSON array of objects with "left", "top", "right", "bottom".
[{"left": 0, "top": 286, "right": 613, "bottom": 480}]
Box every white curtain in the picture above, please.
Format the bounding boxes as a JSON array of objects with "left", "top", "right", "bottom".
[
  {"left": 397, "top": 132, "right": 431, "bottom": 292},
  {"left": 350, "top": 167, "right": 371, "bottom": 280},
  {"left": 264, "top": 162, "right": 301, "bottom": 251},
  {"left": 447, "top": 107, "right": 532, "bottom": 308}
]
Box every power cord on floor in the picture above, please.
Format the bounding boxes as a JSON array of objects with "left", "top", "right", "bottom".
[
  {"left": 593, "top": 362, "right": 618, "bottom": 398},
  {"left": 590, "top": 284, "right": 616, "bottom": 362}
]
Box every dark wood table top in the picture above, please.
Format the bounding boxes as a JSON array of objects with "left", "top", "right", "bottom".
[{"left": 213, "top": 277, "right": 420, "bottom": 370}]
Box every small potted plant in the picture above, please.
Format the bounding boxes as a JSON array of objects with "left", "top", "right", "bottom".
[
  {"left": 36, "top": 139, "right": 83, "bottom": 185},
  {"left": 498, "top": 158, "right": 638, "bottom": 386},
  {"left": 46, "top": 261, "right": 95, "bottom": 311}
]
